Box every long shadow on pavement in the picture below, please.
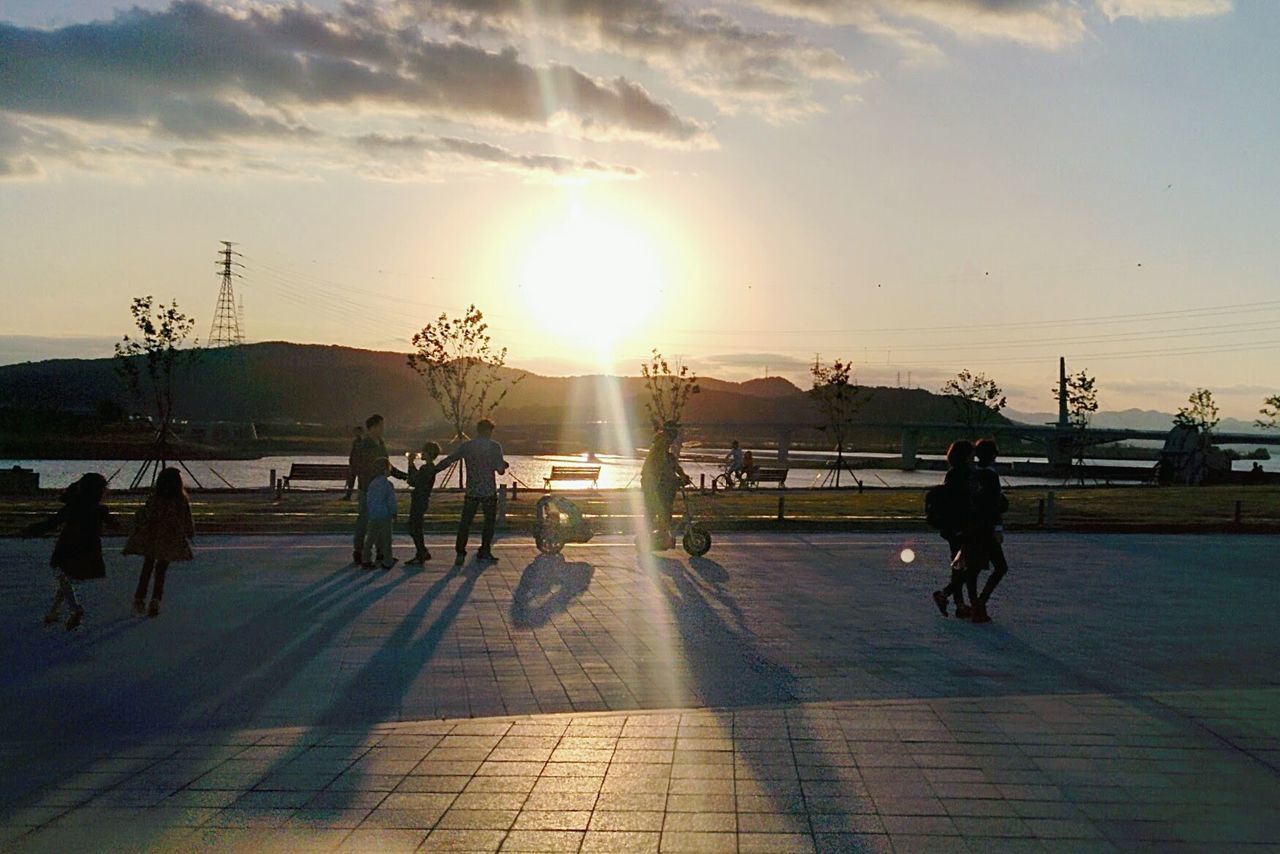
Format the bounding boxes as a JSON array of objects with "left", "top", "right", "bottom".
[{"left": 510, "top": 554, "right": 593, "bottom": 629}]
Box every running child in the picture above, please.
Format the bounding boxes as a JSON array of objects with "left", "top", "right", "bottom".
[
  {"left": 406, "top": 441, "right": 441, "bottom": 564},
  {"left": 123, "top": 467, "right": 195, "bottom": 618},
  {"left": 23, "top": 473, "right": 118, "bottom": 631}
]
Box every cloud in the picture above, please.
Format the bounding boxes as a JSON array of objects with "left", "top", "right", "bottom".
[
  {"left": 0, "top": 0, "right": 711, "bottom": 180},
  {"left": 388, "top": 0, "right": 868, "bottom": 122},
  {"left": 354, "top": 132, "right": 641, "bottom": 179},
  {"left": 745, "top": 0, "right": 1091, "bottom": 52},
  {"left": 1096, "top": 0, "right": 1233, "bottom": 22}
]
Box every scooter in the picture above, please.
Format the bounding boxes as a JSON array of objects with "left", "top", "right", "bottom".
[
  {"left": 533, "top": 494, "right": 594, "bottom": 556},
  {"left": 640, "top": 485, "right": 712, "bottom": 556}
]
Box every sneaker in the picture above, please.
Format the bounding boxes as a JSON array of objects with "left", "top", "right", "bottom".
[
  {"left": 476, "top": 551, "right": 497, "bottom": 562},
  {"left": 955, "top": 603, "right": 973, "bottom": 620},
  {"left": 454, "top": 551, "right": 466, "bottom": 565},
  {"left": 43, "top": 610, "right": 60, "bottom": 627},
  {"left": 931, "top": 591, "right": 948, "bottom": 617},
  {"left": 147, "top": 599, "right": 161, "bottom": 619},
  {"left": 132, "top": 598, "right": 146, "bottom": 617},
  {"left": 65, "top": 608, "right": 84, "bottom": 631},
  {"left": 971, "top": 604, "right": 992, "bottom": 624},
  {"left": 405, "top": 555, "right": 423, "bottom": 566},
  {"left": 380, "top": 558, "right": 399, "bottom": 570},
  {"left": 421, "top": 550, "right": 431, "bottom": 561}
]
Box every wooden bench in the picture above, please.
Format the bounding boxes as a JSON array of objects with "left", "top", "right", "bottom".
[
  {"left": 283, "top": 463, "right": 352, "bottom": 490},
  {"left": 748, "top": 467, "right": 789, "bottom": 489},
  {"left": 544, "top": 465, "right": 601, "bottom": 490}
]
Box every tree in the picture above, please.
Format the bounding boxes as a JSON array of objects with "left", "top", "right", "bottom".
[
  {"left": 1173, "top": 388, "right": 1220, "bottom": 434},
  {"left": 114, "top": 296, "right": 198, "bottom": 488},
  {"left": 941, "top": 370, "right": 1007, "bottom": 433},
  {"left": 1258, "top": 395, "right": 1280, "bottom": 430},
  {"left": 640, "top": 349, "right": 700, "bottom": 431},
  {"left": 408, "top": 305, "right": 522, "bottom": 447},
  {"left": 1057, "top": 369, "right": 1099, "bottom": 485},
  {"left": 811, "top": 357, "right": 868, "bottom": 487}
]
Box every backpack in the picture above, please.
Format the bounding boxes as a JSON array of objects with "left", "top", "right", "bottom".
[{"left": 924, "top": 484, "right": 955, "bottom": 530}]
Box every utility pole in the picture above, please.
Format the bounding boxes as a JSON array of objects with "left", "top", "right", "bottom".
[{"left": 209, "top": 241, "right": 244, "bottom": 347}]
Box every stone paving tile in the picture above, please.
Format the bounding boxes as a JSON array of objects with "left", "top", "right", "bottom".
[{"left": 2, "top": 534, "right": 1279, "bottom": 851}]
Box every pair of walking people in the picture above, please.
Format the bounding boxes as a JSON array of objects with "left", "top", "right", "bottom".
[
  {"left": 351, "top": 414, "right": 509, "bottom": 568},
  {"left": 930, "top": 439, "right": 1010, "bottom": 623},
  {"left": 25, "top": 466, "right": 195, "bottom": 629}
]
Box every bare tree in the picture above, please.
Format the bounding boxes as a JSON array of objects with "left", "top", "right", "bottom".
[
  {"left": 811, "top": 357, "right": 868, "bottom": 487},
  {"left": 114, "top": 296, "right": 199, "bottom": 488},
  {"left": 1173, "top": 388, "right": 1220, "bottom": 435},
  {"left": 640, "top": 349, "right": 700, "bottom": 430},
  {"left": 941, "top": 369, "right": 1007, "bottom": 434},
  {"left": 1058, "top": 369, "right": 1099, "bottom": 485},
  {"left": 1258, "top": 395, "right": 1280, "bottom": 430},
  {"left": 408, "top": 306, "right": 522, "bottom": 481}
]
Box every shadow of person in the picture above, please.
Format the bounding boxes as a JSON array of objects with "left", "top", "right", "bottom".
[
  {"left": 689, "top": 555, "right": 729, "bottom": 583},
  {"left": 511, "top": 554, "right": 593, "bottom": 629}
]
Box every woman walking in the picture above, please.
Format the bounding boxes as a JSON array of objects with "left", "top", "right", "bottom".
[
  {"left": 123, "top": 467, "right": 195, "bottom": 618},
  {"left": 23, "top": 473, "right": 118, "bottom": 631}
]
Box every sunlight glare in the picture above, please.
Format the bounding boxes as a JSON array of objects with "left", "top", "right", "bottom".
[{"left": 520, "top": 209, "right": 661, "bottom": 354}]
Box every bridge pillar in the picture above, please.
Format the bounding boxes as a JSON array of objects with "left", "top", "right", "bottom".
[
  {"left": 901, "top": 429, "right": 919, "bottom": 471},
  {"left": 777, "top": 429, "right": 792, "bottom": 467},
  {"left": 1045, "top": 430, "right": 1074, "bottom": 473}
]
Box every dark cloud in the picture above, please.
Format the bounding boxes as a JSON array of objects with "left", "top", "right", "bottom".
[
  {"left": 389, "top": 0, "right": 865, "bottom": 121},
  {"left": 0, "top": 0, "right": 708, "bottom": 178}
]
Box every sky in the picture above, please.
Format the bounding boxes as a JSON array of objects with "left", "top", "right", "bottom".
[{"left": 1, "top": 0, "right": 1277, "bottom": 420}]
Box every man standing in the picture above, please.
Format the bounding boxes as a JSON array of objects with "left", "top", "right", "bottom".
[
  {"left": 438, "top": 418, "right": 508, "bottom": 563},
  {"left": 342, "top": 425, "right": 364, "bottom": 501},
  {"left": 352, "top": 414, "right": 406, "bottom": 565}
]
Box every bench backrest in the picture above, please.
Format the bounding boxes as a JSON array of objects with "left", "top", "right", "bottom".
[
  {"left": 548, "top": 466, "right": 601, "bottom": 479},
  {"left": 753, "top": 468, "right": 789, "bottom": 482},
  {"left": 287, "top": 463, "right": 351, "bottom": 479}
]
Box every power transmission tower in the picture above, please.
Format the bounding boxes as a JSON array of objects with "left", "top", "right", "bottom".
[{"left": 209, "top": 241, "right": 244, "bottom": 347}]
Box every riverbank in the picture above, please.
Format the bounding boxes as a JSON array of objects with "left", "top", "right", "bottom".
[{"left": 2, "top": 485, "right": 1277, "bottom": 536}]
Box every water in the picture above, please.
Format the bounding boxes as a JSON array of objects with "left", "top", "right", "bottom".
[{"left": 13, "top": 449, "right": 1273, "bottom": 491}]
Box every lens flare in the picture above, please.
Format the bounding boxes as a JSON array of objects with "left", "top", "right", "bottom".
[{"left": 900, "top": 548, "right": 916, "bottom": 564}]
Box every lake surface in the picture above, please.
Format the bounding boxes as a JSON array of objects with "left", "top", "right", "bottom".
[{"left": 8, "top": 449, "right": 1271, "bottom": 491}]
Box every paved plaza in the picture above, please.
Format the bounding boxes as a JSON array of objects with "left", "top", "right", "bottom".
[{"left": 1, "top": 532, "right": 1277, "bottom": 852}]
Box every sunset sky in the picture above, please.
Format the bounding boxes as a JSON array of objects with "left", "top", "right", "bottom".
[{"left": 2, "top": 0, "right": 1277, "bottom": 418}]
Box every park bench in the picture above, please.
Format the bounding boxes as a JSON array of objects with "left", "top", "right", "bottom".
[
  {"left": 544, "top": 465, "right": 601, "bottom": 490},
  {"left": 282, "top": 463, "right": 351, "bottom": 490},
  {"left": 748, "top": 467, "right": 789, "bottom": 489}
]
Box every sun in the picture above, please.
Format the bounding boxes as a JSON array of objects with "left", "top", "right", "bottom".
[{"left": 519, "top": 208, "right": 661, "bottom": 355}]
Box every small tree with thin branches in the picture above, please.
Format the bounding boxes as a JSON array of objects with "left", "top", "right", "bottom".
[
  {"left": 811, "top": 357, "right": 868, "bottom": 487},
  {"left": 114, "top": 296, "right": 199, "bottom": 488},
  {"left": 941, "top": 369, "right": 1007, "bottom": 434},
  {"left": 1058, "top": 368, "right": 1099, "bottom": 485},
  {"left": 1174, "top": 388, "right": 1220, "bottom": 435},
  {"left": 409, "top": 305, "right": 522, "bottom": 485},
  {"left": 640, "top": 349, "right": 700, "bottom": 431},
  {"left": 1257, "top": 395, "right": 1280, "bottom": 430}
]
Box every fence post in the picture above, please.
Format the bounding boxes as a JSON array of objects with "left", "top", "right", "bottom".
[
  {"left": 777, "top": 494, "right": 785, "bottom": 521},
  {"left": 700, "top": 473, "right": 706, "bottom": 493},
  {"left": 1234, "top": 500, "right": 1243, "bottom": 525},
  {"left": 1045, "top": 491, "right": 1056, "bottom": 528},
  {"left": 274, "top": 478, "right": 283, "bottom": 501},
  {"left": 498, "top": 484, "right": 508, "bottom": 526},
  {"left": 269, "top": 468, "right": 276, "bottom": 492},
  {"left": 1037, "top": 498, "right": 1045, "bottom": 526},
  {"left": 511, "top": 482, "right": 518, "bottom": 502}
]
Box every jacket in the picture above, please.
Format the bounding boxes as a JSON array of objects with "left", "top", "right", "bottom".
[
  {"left": 123, "top": 495, "right": 195, "bottom": 562},
  {"left": 365, "top": 475, "right": 398, "bottom": 521},
  {"left": 26, "top": 502, "right": 116, "bottom": 581}
]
